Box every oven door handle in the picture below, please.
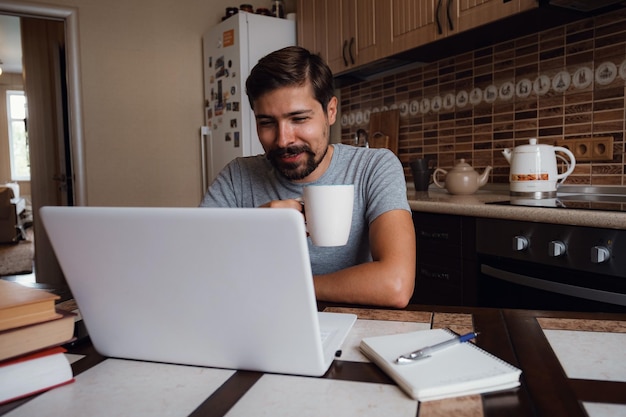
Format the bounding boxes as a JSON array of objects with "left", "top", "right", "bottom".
[{"left": 480, "top": 265, "right": 626, "bottom": 307}]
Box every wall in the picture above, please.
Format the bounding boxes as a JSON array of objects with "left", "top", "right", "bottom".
[
  {"left": 339, "top": 9, "right": 626, "bottom": 187},
  {"left": 1, "top": 0, "right": 295, "bottom": 207}
]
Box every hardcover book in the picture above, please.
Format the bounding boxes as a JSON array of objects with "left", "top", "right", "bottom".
[
  {"left": 0, "top": 280, "right": 60, "bottom": 332},
  {"left": 0, "top": 309, "right": 76, "bottom": 361},
  {"left": 0, "top": 346, "right": 74, "bottom": 405}
]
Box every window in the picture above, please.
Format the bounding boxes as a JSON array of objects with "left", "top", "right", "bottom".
[{"left": 6, "top": 90, "right": 29, "bottom": 181}]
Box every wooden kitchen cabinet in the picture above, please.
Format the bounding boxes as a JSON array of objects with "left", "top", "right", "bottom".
[
  {"left": 390, "top": 0, "right": 538, "bottom": 55},
  {"left": 411, "top": 211, "right": 477, "bottom": 307},
  {"left": 297, "top": 0, "right": 391, "bottom": 75},
  {"left": 298, "top": 0, "right": 538, "bottom": 73},
  {"left": 296, "top": 0, "right": 327, "bottom": 57}
]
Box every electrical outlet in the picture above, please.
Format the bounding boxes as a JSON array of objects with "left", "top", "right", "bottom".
[{"left": 556, "top": 137, "right": 614, "bottom": 162}]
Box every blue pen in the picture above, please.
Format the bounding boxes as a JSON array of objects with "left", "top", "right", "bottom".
[{"left": 395, "top": 331, "right": 479, "bottom": 364}]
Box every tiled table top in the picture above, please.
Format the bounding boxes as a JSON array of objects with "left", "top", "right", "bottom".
[{"left": 3, "top": 305, "right": 625, "bottom": 417}]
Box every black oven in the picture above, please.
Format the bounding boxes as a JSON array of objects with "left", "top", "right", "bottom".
[{"left": 476, "top": 217, "right": 626, "bottom": 313}]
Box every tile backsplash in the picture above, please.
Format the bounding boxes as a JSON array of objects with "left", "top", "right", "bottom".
[{"left": 339, "top": 9, "right": 626, "bottom": 187}]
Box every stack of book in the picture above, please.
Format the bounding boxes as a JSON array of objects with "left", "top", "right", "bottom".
[{"left": 0, "top": 280, "right": 76, "bottom": 405}]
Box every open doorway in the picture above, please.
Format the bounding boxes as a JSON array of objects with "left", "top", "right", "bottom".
[{"left": 0, "top": 1, "right": 86, "bottom": 293}]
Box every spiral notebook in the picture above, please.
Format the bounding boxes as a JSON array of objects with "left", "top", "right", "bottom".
[{"left": 360, "top": 328, "right": 521, "bottom": 401}]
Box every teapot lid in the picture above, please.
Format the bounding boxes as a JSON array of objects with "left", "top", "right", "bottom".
[{"left": 452, "top": 158, "right": 474, "bottom": 171}]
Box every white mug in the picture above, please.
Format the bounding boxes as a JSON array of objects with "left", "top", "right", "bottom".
[{"left": 303, "top": 184, "right": 354, "bottom": 247}]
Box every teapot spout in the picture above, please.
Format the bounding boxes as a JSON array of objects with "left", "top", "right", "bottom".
[
  {"left": 478, "top": 166, "right": 492, "bottom": 187},
  {"left": 502, "top": 148, "right": 512, "bottom": 164}
]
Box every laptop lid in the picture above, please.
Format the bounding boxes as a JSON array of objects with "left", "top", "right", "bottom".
[{"left": 40, "top": 206, "right": 356, "bottom": 377}]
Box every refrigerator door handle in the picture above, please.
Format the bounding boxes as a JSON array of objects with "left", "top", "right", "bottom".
[{"left": 200, "top": 126, "right": 210, "bottom": 195}]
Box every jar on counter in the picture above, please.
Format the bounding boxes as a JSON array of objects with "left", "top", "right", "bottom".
[
  {"left": 271, "top": 0, "right": 285, "bottom": 18},
  {"left": 240, "top": 4, "right": 253, "bottom": 13},
  {"left": 255, "top": 7, "right": 272, "bottom": 16},
  {"left": 224, "top": 7, "right": 238, "bottom": 19}
]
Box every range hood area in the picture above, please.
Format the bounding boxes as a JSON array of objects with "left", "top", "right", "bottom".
[
  {"left": 549, "top": 0, "right": 625, "bottom": 12},
  {"left": 335, "top": 0, "right": 626, "bottom": 86}
]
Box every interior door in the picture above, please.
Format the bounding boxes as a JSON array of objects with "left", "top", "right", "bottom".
[{"left": 20, "top": 17, "right": 71, "bottom": 290}]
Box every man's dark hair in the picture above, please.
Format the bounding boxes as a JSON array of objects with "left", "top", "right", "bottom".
[{"left": 246, "top": 46, "right": 335, "bottom": 113}]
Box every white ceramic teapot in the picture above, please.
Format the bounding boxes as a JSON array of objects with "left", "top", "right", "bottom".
[
  {"left": 502, "top": 138, "right": 576, "bottom": 198},
  {"left": 432, "top": 159, "right": 492, "bottom": 195}
]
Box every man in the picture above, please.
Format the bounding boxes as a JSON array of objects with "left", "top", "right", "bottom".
[{"left": 201, "top": 46, "right": 415, "bottom": 308}]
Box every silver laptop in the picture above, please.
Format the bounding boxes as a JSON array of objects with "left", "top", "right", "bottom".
[{"left": 40, "top": 206, "right": 356, "bottom": 377}]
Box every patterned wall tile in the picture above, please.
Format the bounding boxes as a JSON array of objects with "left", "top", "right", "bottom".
[{"left": 339, "top": 10, "right": 626, "bottom": 187}]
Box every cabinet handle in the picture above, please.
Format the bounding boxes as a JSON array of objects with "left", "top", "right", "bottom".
[
  {"left": 349, "top": 37, "right": 355, "bottom": 65},
  {"left": 447, "top": 0, "right": 454, "bottom": 31},
  {"left": 419, "top": 230, "right": 450, "bottom": 241},
  {"left": 420, "top": 267, "right": 450, "bottom": 281},
  {"left": 436, "top": 0, "right": 443, "bottom": 35},
  {"left": 342, "top": 40, "right": 348, "bottom": 66}
]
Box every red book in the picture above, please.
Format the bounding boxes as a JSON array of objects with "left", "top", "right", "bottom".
[{"left": 0, "top": 346, "right": 74, "bottom": 405}]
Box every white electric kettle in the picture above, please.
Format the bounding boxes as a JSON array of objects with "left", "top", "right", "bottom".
[{"left": 502, "top": 138, "right": 576, "bottom": 199}]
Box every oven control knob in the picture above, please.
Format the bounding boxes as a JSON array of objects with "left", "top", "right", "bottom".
[
  {"left": 548, "top": 240, "right": 566, "bottom": 257},
  {"left": 591, "top": 246, "right": 610, "bottom": 263},
  {"left": 512, "top": 236, "right": 528, "bottom": 251}
]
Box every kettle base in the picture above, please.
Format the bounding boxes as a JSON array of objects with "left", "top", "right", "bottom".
[{"left": 510, "top": 190, "right": 557, "bottom": 199}]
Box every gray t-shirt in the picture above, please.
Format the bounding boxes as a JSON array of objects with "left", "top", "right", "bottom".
[{"left": 200, "top": 143, "right": 410, "bottom": 275}]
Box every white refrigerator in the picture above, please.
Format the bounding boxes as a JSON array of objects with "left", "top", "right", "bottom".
[{"left": 200, "top": 12, "right": 296, "bottom": 192}]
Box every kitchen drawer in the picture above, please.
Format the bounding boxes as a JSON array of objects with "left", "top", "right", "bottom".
[
  {"left": 412, "top": 211, "right": 478, "bottom": 306},
  {"left": 413, "top": 212, "right": 463, "bottom": 245}
]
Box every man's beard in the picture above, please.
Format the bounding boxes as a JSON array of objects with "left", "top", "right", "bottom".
[{"left": 267, "top": 145, "right": 328, "bottom": 180}]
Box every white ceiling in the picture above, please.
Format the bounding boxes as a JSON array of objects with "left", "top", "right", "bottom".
[{"left": 0, "top": 14, "right": 23, "bottom": 74}]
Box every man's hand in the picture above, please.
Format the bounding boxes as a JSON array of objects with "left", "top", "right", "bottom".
[{"left": 259, "top": 198, "right": 304, "bottom": 213}]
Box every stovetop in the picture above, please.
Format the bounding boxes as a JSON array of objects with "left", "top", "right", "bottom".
[{"left": 488, "top": 186, "right": 626, "bottom": 213}]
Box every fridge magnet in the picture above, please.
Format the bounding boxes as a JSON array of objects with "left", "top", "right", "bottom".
[
  {"left": 234, "top": 132, "right": 240, "bottom": 148},
  {"left": 231, "top": 86, "right": 236, "bottom": 95},
  {"left": 232, "top": 102, "right": 240, "bottom": 111},
  {"left": 225, "top": 132, "right": 232, "bottom": 142},
  {"left": 223, "top": 29, "right": 235, "bottom": 47},
  {"left": 215, "top": 56, "right": 226, "bottom": 78},
  {"left": 230, "top": 119, "right": 237, "bottom": 128},
  {"left": 227, "top": 102, "right": 232, "bottom": 111},
  {"left": 206, "top": 108, "right": 213, "bottom": 120}
]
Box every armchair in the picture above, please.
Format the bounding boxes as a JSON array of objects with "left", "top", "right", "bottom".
[{"left": 0, "top": 187, "right": 25, "bottom": 243}]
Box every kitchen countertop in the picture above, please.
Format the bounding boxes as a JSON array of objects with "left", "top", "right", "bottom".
[{"left": 408, "top": 185, "right": 626, "bottom": 230}]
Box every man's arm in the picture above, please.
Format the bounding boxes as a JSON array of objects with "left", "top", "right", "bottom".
[{"left": 313, "top": 209, "right": 416, "bottom": 308}]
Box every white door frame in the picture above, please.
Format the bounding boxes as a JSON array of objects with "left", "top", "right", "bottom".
[{"left": 0, "top": 0, "right": 86, "bottom": 205}]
